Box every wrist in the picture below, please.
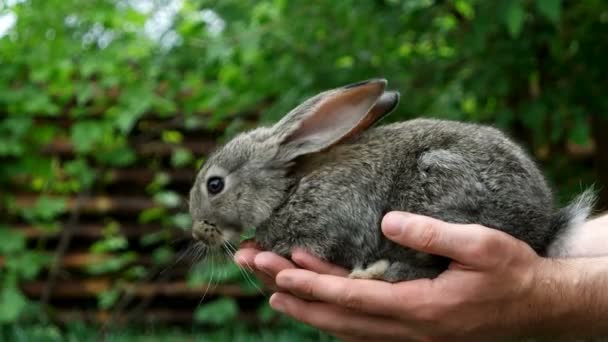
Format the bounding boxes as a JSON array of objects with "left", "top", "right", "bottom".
[{"left": 526, "top": 257, "right": 608, "bottom": 338}]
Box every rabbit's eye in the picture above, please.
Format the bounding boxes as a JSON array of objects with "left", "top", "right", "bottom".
[{"left": 207, "top": 176, "right": 224, "bottom": 195}]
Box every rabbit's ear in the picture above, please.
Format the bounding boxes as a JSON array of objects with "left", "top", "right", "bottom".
[
  {"left": 336, "top": 90, "right": 399, "bottom": 144},
  {"left": 272, "top": 79, "right": 398, "bottom": 160}
]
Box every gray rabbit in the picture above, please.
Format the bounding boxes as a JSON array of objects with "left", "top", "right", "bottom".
[{"left": 188, "top": 79, "right": 594, "bottom": 282}]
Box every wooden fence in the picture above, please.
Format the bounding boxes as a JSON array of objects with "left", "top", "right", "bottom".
[{"left": 6, "top": 114, "right": 265, "bottom": 326}]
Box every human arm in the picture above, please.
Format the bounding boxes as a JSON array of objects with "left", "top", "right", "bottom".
[{"left": 236, "top": 212, "right": 608, "bottom": 341}]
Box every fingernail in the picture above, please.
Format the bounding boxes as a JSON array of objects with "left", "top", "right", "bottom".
[
  {"left": 382, "top": 212, "right": 409, "bottom": 236},
  {"left": 269, "top": 293, "right": 286, "bottom": 312},
  {"left": 275, "top": 272, "right": 292, "bottom": 288},
  {"left": 254, "top": 253, "right": 273, "bottom": 275},
  {"left": 234, "top": 251, "right": 246, "bottom": 264},
  {"left": 275, "top": 270, "right": 302, "bottom": 288}
]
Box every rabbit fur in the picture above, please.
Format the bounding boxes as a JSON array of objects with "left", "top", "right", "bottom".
[{"left": 188, "top": 79, "right": 594, "bottom": 282}]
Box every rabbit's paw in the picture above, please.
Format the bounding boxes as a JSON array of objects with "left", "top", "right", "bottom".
[{"left": 348, "top": 259, "right": 390, "bottom": 280}]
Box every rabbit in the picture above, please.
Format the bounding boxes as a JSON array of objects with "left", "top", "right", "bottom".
[{"left": 188, "top": 78, "right": 594, "bottom": 282}]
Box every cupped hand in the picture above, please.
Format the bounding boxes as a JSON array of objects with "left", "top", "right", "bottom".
[
  {"left": 234, "top": 240, "right": 348, "bottom": 293},
  {"left": 235, "top": 213, "right": 554, "bottom": 341}
]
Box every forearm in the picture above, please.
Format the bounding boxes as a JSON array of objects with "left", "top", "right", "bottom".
[{"left": 531, "top": 257, "right": 608, "bottom": 338}]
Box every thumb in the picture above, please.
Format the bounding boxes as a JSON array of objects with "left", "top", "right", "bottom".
[{"left": 381, "top": 212, "right": 505, "bottom": 269}]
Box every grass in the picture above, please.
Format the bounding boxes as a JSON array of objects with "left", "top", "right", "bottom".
[{"left": 1, "top": 320, "right": 337, "bottom": 342}]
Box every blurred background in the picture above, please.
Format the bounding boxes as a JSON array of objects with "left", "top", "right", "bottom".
[{"left": 0, "top": 0, "right": 606, "bottom": 340}]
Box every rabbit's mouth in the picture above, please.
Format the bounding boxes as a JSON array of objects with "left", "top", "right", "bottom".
[
  {"left": 191, "top": 220, "right": 222, "bottom": 245},
  {"left": 191, "top": 220, "right": 238, "bottom": 247}
]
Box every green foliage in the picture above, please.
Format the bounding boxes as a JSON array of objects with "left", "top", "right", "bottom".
[
  {"left": 1, "top": 322, "right": 337, "bottom": 341},
  {"left": 194, "top": 297, "right": 239, "bottom": 325},
  {"left": 188, "top": 258, "right": 244, "bottom": 286},
  {"left": 22, "top": 197, "right": 66, "bottom": 223},
  {"left": 171, "top": 148, "right": 194, "bottom": 168},
  {"left": 0, "top": 228, "right": 26, "bottom": 255},
  {"left": 0, "top": 278, "right": 28, "bottom": 324},
  {"left": 153, "top": 191, "right": 181, "bottom": 208},
  {"left": 536, "top": 0, "right": 561, "bottom": 23},
  {"left": 240, "top": 228, "right": 257, "bottom": 242},
  {"left": 503, "top": 0, "right": 526, "bottom": 37},
  {"left": 0, "top": 0, "right": 604, "bottom": 337}
]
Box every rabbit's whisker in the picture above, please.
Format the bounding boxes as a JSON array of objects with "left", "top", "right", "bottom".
[
  {"left": 160, "top": 240, "right": 196, "bottom": 276},
  {"left": 198, "top": 252, "right": 216, "bottom": 307},
  {"left": 223, "top": 241, "right": 265, "bottom": 295}
]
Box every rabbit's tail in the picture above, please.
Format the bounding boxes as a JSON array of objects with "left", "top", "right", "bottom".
[{"left": 546, "top": 188, "right": 596, "bottom": 257}]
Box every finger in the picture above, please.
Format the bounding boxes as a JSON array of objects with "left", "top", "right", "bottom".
[
  {"left": 382, "top": 212, "right": 513, "bottom": 269},
  {"left": 275, "top": 269, "right": 426, "bottom": 317},
  {"left": 254, "top": 251, "right": 296, "bottom": 277},
  {"left": 239, "top": 240, "right": 260, "bottom": 249},
  {"left": 255, "top": 252, "right": 326, "bottom": 301},
  {"left": 291, "top": 249, "right": 349, "bottom": 277},
  {"left": 234, "top": 248, "right": 263, "bottom": 273},
  {"left": 234, "top": 248, "right": 278, "bottom": 290},
  {"left": 234, "top": 247, "right": 259, "bottom": 265},
  {"left": 270, "top": 292, "right": 416, "bottom": 341}
]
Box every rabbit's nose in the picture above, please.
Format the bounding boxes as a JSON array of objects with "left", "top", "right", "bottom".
[
  {"left": 191, "top": 220, "right": 221, "bottom": 245},
  {"left": 202, "top": 219, "right": 216, "bottom": 227}
]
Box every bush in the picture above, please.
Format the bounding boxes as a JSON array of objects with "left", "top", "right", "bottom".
[{"left": 0, "top": 0, "right": 604, "bottom": 336}]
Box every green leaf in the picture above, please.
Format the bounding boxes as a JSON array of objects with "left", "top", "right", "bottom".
[
  {"left": 535, "top": 0, "right": 560, "bottom": 23},
  {"left": 115, "top": 111, "right": 142, "bottom": 135},
  {"left": 124, "top": 265, "right": 147, "bottom": 280},
  {"left": 70, "top": 120, "right": 107, "bottom": 153},
  {"left": 22, "top": 196, "right": 67, "bottom": 223},
  {"left": 0, "top": 228, "right": 26, "bottom": 254},
  {"left": 30, "top": 124, "right": 57, "bottom": 145},
  {"left": 64, "top": 159, "right": 96, "bottom": 189},
  {"left": 194, "top": 298, "right": 239, "bottom": 325},
  {"left": 140, "top": 230, "right": 167, "bottom": 246},
  {"left": 95, "top": 146, "right": 136, "bottom": 167},
  {"left": 114, "top": 87, "right": 153, "bottom": 133},
  {"left": 257, "top": 302, "right": 277, "bottom": 323},
  {"left": 503, "top": 1, "right": 525, "bottom": 38},
  {"left": 6, "top": 251, "right": 49, "bottom": 279},
  {"left": 162, "top": 130, "right": 183, "bottom": 144},
  {"left": 154, "top": 191, "right": 181, "bottom": 208},
  {"left": 146, "top": 172, "right": 170, "bottom": 194},
  {"left": 171, "top": 148, "right": 193, "bottom": 168},
  {"left": 454, "top": 0, "right": 474, "bottom": 19},
  {"left": 570, "top": 116, "right": 590, "bottom": 146},
  {"left": 171, "top": 212, "right": 192, "bottom": 230},
  {"left": 98, "top": 288, "right": 121, "bottom": 310},
  {"left": 240, "top": 228, "right": 256, "bottom": 242},
  {"left": 0, "top": 280, "right": 27, "bottom": 323},
  {"left": 76, "top": 83, "right": 95, "bottom": 105},
  {"left": 0, "top": 117, "right": 32, "bottom": 156},
  {"left": 335, "top": 55, "right": 354, "bottom": 69},
  {"left": 139, "top": 207, "right": 167, "bottom": 224},
  {"left": 91, "top": 236, "right": 128, "bottom": 253},
  {"left": 152, "top": 246, "right": 173, "bottom": 265},
  {"left": 85, "top": 253, "right": 136, "bottom": 275},
  {"left": 22, "top": 92, "right": 60, "bottom": 116}
]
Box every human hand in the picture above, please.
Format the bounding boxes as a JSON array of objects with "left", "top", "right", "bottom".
[
  {"left": 234, "top": 240, "right": 348, "bottom": 294},
  {"left": 236, "top": 213, "right": 558, "bottom": 341}
]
